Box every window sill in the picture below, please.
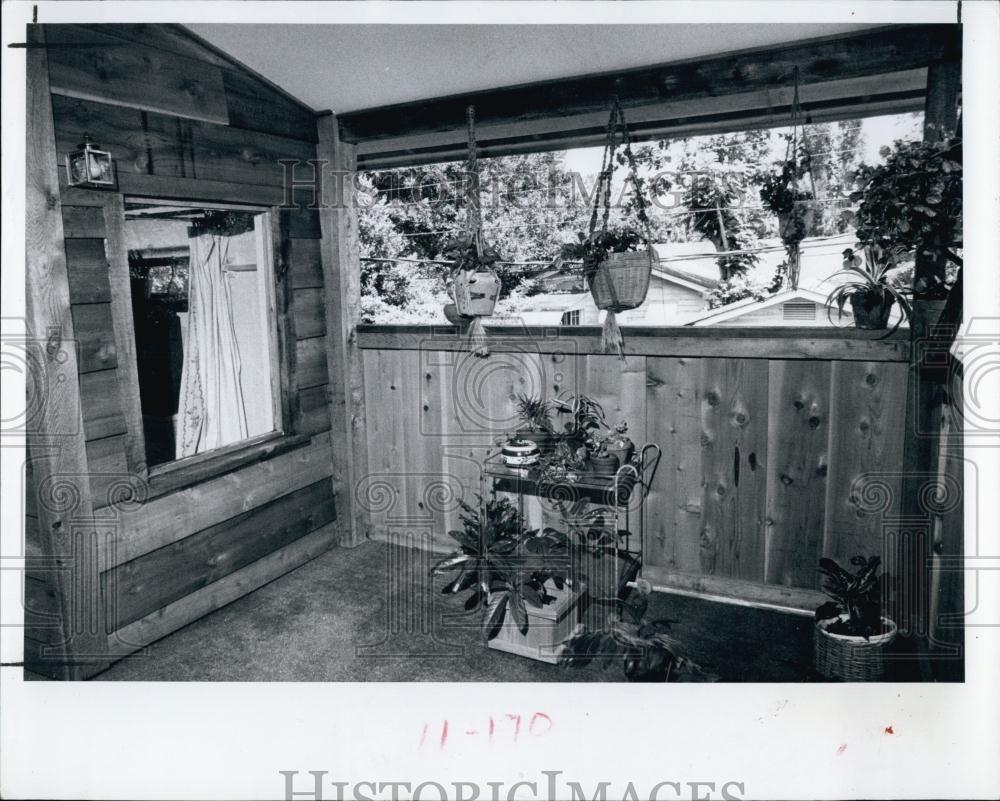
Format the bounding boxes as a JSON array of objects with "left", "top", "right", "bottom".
[{"left": 145, "top": 432, "right": 313, "bottom": 501}]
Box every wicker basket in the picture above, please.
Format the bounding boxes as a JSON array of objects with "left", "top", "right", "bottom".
[
  {"left": 588, "top": 249, "right": 654, "bottom": 312},
  {"left": 453, "top": 269, "right": 500, "bottom": 317},
  {"left": 814, "top": 614, "right": 898, "bottom": 681}
]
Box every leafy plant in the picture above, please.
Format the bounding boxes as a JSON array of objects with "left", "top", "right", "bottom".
[
  {"left": 560, "top": 227, "right": 646, "bottom": 278},
  {"left": 815, "top": 555, "right": 891, "bottom": 639},
  {"left": 552, "top": 393, "right": 607, "bottom": 450},
  {"left": 560, "top": 582, "right": 712, "bottom": 682},
  {"left": 758, "top": 155, "right": 817, "bottom": 248},
  {"left": 514, "top": 394, "right": 554, "bottom": 434},
  {"left": 441, "top": 232, "right": 503, "bottom": 272},
  {"left": 824, "top": 244, "right": 913, "bottom": 331},
  {"left": 431, "top": 495, "right": 570, "bottom": 639},
  {"left": 848, "top": 136, "right": 962, "bottom": 297}
]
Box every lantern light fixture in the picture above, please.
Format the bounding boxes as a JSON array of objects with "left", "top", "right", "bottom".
[{"left": 66, "top": 134, "right": 115, "bottom": 189}]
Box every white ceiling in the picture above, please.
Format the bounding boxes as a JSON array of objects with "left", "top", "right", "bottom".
[{"left": 189, "top": 23, "right": 881, "bottom": 114}]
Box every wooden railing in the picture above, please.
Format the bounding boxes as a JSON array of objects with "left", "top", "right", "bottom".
[{"left": 355, "top": 325, "right": 910, "bottom": 608}]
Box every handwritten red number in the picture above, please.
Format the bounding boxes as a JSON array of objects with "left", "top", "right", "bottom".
[{"left": 529, "top": 712, "right": 553, "bottom": 736}]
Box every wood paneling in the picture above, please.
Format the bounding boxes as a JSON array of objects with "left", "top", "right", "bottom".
[
  {"left": 104, "top": 478, "right": 336, "bottom": 628},
  {"left": 222, "top": 68, "right": 319, "bottom": 143},
  {"left": 362, "top": 345, "right": 911, "bottom": 601},
  {"left": 763, "top": 361, "right": 833, "bottom": 589},
  {"left": 79, "top": 369, "right": 127, "bottom": 441},
  {"left": 62, "top": 205, "right": 106, "bottom": 239},
  {"left": 107, "top": 522, "right": 337, "bottom": 658},
  {"left": 110, "top": 431, "right": 333, "bottom": 567},
  {"left": 70, "top": 302, "right": 117, "bottom": 373},
  {"left": 51, "top": 95, "right": 315, "bottom": 188},
  {"left": 289, "top": 238, "right": 324, "bottom": 289},
  {"left": 292, "top": 287, "right": 326, "bottom": 339},
  {"left": 85, "top": 434, "right": 130, "bottom": 510},
  {"left": 45, "top": 24, "right": 229, "bottom": 124},
  {"left": 295, "top": 336, "right": 329, "bottom": 389},
  {"left": 65, "top": 238, "right": 110, "bottom": 304},
  {"left": 297, "top": 385, "right": 331, "bottom": 437}
]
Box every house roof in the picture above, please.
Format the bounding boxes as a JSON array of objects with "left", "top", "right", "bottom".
[{"left": 686, "top": 288, "right": 838, "bottom": 326}]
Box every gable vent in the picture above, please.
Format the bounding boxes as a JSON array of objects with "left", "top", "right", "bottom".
[{"left": 782, "top": 300, "right": 817, "bottom": 321}]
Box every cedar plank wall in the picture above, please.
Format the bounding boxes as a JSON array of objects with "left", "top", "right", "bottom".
[
  {"left": 25, "top": 24, "right": 336, "bottom": 676},
  {"left": 357, "top": 335, "right": 910, "bottom": 608}
]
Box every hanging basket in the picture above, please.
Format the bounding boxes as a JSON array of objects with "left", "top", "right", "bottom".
[
  {"left": 453, "top": 269, "right": 501, "bottom": 317},
  {"left": 588, "top": 248, "right": 655, "bottom": 312}
]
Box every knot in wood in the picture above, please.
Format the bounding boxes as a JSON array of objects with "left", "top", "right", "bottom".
[
  {"left": 706, "top": 391, "right": 720, "bottom": 407},
  {"left": 808, "top": 415, "right": 821, "bottom": 429}
]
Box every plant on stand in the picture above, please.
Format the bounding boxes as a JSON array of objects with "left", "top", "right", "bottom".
[
  {"left": 514, "top": 393, "right": 556, "bottom": 452},
  {"left": 825, "top": 244, "right": 913, "bottom": 331},
  {"left": 814, "top": 555, "right": 897, "bottom": 681},
  {"left": 538, "top": 394, "right": 608, "bottom": 482}
]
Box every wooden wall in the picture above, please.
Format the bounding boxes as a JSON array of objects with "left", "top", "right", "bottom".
[
  {"left": 25, "top": 24, "right": 339, "bottom": 677},
  {"left": 356, "top": 327, "right": 911, "bottom": 609}
]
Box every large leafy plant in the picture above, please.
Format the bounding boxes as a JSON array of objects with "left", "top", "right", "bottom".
[
  {"left": 815, "top": 555, "right": 891, "bottom": 639},
  {"left": 560, "top": 582, "right": 711, "bottom": 682},
  {"left": 848, "top": 136, "right": 962, "bottom": 298},
  {"left": 825, "top": 244, "right": 913, "bottom": 331},
  {"left": 431, "top": 495, "right": 571, "bottom": 639}
]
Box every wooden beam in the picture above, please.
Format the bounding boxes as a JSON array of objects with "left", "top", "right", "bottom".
[
  {"left": 24, "top": 25, "right": 109, "bottom": 678},
  {"left": 896, "top": 54, "right": 963, "bottom": 679},
  {"left": 340, "top": 25, "right": 958, "bottom": 166},
  {"left": 317, "top": 114, "right": 370, "bottom": 547},
  {"left": 356, "top": 325, "right": 911, "bottom": 362},
  {"left": 102, "top": 194, "right": 148, "bottom": 477}
]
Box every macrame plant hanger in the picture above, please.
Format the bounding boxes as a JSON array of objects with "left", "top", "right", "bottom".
[
  {"left": 449, "top": 105, "right": 500, "bottom": 358},
  {"left": 783, "top": 67, "right": 817, "bottom": 290},
  {"left": 586, "top": 97, "right": 656, "bottom": 360}
]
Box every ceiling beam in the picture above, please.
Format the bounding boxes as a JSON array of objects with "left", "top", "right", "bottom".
[{"left": 340, "top": 24, "right": 960, "bottom": 169}]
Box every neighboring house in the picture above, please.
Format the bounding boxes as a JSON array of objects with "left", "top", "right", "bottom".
[{"left": 687, "top": 288, "right": 848, "bottom": 327}]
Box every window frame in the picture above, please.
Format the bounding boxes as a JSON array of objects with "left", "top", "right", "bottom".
[{"left": 104, "top": 194, "right": 299, "bottom": 493}]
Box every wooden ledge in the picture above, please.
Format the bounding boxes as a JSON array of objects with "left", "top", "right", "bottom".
[{"left": 356, "top": 325, "right": 911, "bottom": 362}]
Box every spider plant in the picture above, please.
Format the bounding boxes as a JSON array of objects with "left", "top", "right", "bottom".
[
  {"left": 825, "top": 245, "right": 913, "bottom": 332},
  {"left": 514, "top": 393, "right": 554, "bottom": 434}
]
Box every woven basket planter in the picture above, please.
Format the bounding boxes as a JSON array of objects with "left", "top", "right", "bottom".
[
  {"left": 453, "top": 269, "right": 500, "bottom": 317},
  {"left": 587, "top": 249, "right": 654, "bottom": 312},
  {"left": 814, "top": 614, "right": 898, "bottom": 681}
]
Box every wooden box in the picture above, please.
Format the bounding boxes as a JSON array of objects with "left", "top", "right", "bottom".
[{"left": 487, "top": 583, "right": 581, "bottom": 664}]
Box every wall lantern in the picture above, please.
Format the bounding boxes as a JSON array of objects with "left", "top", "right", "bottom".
[{"left": 66, "top": 134, "right": 115, "bottom": 188}]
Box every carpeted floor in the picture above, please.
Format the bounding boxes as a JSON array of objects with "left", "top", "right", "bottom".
[
  {"left": 84, "top": 540, "right": 820, "bottom": 682},
  {"left": 3, "top": 539, "right": 833, "bottom": 682}
]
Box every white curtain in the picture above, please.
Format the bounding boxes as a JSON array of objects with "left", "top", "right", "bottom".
[{"left": 176, "top": 232, "right": 249, "bottom": 458}]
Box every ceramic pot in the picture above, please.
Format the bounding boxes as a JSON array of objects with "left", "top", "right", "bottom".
[
  {"left": 850, "top": 292, "right": 894, "bottom": 330},
  {"left": 590, "top": 452, "right": 620, "bottom": 475}
]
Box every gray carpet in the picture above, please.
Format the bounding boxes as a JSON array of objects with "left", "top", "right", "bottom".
[{"left": 87, "top": 540, "right": 816, "bottom": 682}]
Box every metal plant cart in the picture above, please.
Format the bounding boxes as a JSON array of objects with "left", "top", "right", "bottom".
[{"left": 480, "top": 443, "right": 662, "bottom": 577}]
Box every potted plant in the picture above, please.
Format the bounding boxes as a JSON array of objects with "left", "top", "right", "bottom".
[
  {"left": 825, "top": 244, "right": 913, "bottom": 331},
  {"left": 848, "top": 136, "right": 962, "bottom": 300},
  {"left": 814, "top": 555, "right": 897, "bottom": 681},
  {"left": 537, "top": 394, "right": 608, "bottom": 481},
  {"left": 514, "top": 393, "right": 557, "bottom": 452},
  {"left": 601, "top": 420, "right": 635, "bottom": 468},
  {"left": 560, "top": 580, "right": 712, "bottom": 682},
  {"left": 431, "top": 495, "right": 580, "bottom": 663}
]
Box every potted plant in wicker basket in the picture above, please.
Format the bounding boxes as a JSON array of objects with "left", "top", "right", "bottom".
[
  {"left": 814, "top": 555, "right": 897, "bottom": 681},
  {"left": 825, "top": 244, "right": 912, "bottom": 331}
]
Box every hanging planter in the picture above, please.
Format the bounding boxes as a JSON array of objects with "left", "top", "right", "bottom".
[
  {"left": 442, "top": 105, "right": 501, "bottom": 358},
  {"left": 757, "top": 67, "right": 820, "bottom": 290},
  {"left": 564, "top": 98, "right": 656, "bottom": 360}
]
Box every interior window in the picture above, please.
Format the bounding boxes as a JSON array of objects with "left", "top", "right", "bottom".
[{"left": 124, "top": 201, "right": 279, "bottom": 468}]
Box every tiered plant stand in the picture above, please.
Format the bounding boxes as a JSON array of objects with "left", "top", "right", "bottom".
[{"left": 480, "top": 444, "right": 661, "bottom": 662}]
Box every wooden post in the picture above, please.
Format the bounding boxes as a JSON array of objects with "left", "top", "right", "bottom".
[
  {"left": 24, "top": 25, "right": 109, "bottom": 678},
  {"left": 896, "top": 53, "right": 961, "bottom": 677},
  {"left": 316, "top": 113, "right": 370, "bottom": 547}
]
